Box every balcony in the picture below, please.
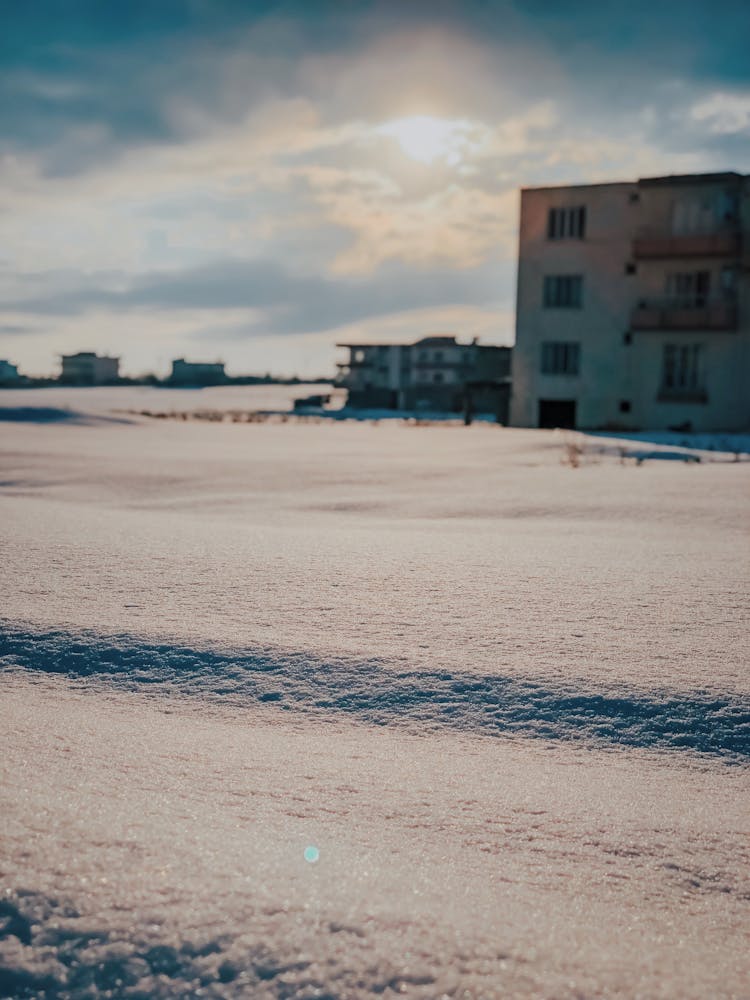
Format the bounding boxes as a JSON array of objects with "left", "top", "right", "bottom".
[
  {"left": 336, "top": 360, "right": 375, "bottom": 371},
  {"left": 412, "top": 360, "right": 470, "bottom": 370},
  {"left": 633, "top": 231, "right": 741, "bottom": 259},
  {"left": 656, "top": 389, "right": 708, "bottom": 404},
  {"left": 631, "top": 297, "right": 738, "bottom": 332}
]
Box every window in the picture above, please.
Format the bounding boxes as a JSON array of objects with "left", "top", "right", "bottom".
[
  {"left": 625, "top": 262, "right": 637, "bottom": 275},
  {"left": 666, "top": 271, "right": 710, "bottom": 308},
  {"left": 661, "top": 344, "right": 704, "bottom": 396},
  {"left": 434, "top": 351, "right": 443, "bottom": 362},
  {"left": 433, "top": 372, "right": 444, "bottom": 383},
  {"left": 623, "top": 332, "right": 633, "bottom": 345},
  {"left": 619, "top": 400, "right": 631, "bottom": 413},
  {"left": 721, "top": 190, "right": 739, "bottom": 221},
  {"left": 543, "top": 275, "right": 583, "bottom": 308},
  {"left": 547, "top": 206, "right": 586, "bottom": 240},
  {"left": 671, "top": 198, "right": 715, "bottom": 235},
  {"left": 541, "top": 342, "right": 580, "bottom": 376},
  {"left": 721, "top": 266, "right": 737, "bottom": 298}
]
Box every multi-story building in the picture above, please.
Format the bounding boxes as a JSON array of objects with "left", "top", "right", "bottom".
[
  {"left": 335, "top": 342, "right": 409, "bottom": 409},
  {"left": 60, "top": 352, "right": 120, "bottom": 385},
  {"left": 169, "top": 359, "right": 226, "bottom": 385},
  {"left": 511, "top": 172, "right": 749, "bottom": 431},
  {"left": 336, "top": 336, "right": 511, "bottom": 418}
]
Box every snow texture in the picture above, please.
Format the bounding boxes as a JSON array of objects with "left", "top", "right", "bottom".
[
  {"left": 1, "top": 623, "right": 748, "bottom": 758},
  {"left": 1, "top": 388, "right": 749, "bottom": 999}
]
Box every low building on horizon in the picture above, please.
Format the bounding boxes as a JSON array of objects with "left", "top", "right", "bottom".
[
  {"left": 335, "top": 336, "right": 511, "bottom": 419},
  {"left": 169, "top": 358, "right": 227, "bottom": 385},
  {"left": 60, "top": 352, "right": 120, "bottom": 385},
  {"left": 512, "top": 170, "right": 750, "bottom": 432},
  {"left": 0, "top": 360, "right": 21, "bottom": 384}
]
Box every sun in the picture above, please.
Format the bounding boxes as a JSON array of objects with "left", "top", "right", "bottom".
[{"left": 377, "top": 115, "right": 475, "bottom": 166}]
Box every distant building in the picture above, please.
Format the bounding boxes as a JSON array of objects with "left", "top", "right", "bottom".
[
  {"left": 335, "top": 336, "right": 511, "bottom": 419},
  {"left": 0, "top": 360, "right": 21, "bottom": 383},
  {"left": 512, "top": 171, "right": 750, "bottom": 431},
  {"left": 169, "top": 359, "right": 226, "bottom": 385},
  {"left": 60, "top": 352, "right": 120, "bottom": 385}
]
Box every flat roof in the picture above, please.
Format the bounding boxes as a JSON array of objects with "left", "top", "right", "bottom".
[
  {"left": 638, "top": 171, "right": 745, "bottom": 187},
  {"left": 521, "top": 181, "right": 633, "bottom": 193},
  {"left": 61, "top": 352, "right": 119, "bottom": 360},
  {"left": 336, "top": 341, "right": 457, "bottom": 348},
  {"left": 522, "top": 170, "right": 745, "bottom": 193},
  {"left": 337, "top": 337, "right": 469, "bottom": 348}
]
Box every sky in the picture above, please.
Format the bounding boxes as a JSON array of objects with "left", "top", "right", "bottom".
[{"left": 1, "top": 0, "right": 749, "bottom": 378}]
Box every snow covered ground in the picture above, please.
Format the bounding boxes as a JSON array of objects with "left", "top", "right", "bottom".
[
  {"left": 1, "top": 389, "right": 749, "bottom": 998},
  {"left": 0, "top": 384, "right": 342, "bottom": 421}
]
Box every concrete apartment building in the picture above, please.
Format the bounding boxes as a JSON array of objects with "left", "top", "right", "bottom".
[
  {"left": 336, "top": 336, "right": 511, "bottom": 418},
  {"left": 511, "top": 171, "right": 749, "bottom": 431},
  {"left": 60, "top": 352, "right": 120, "bottom": 385},
  {"left": 169, "top": 359, "right": 226, "bottom": 385}
]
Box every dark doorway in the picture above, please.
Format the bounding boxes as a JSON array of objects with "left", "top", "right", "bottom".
[{"left": 538, "top": 399, "right": 577, "bottom": 429}]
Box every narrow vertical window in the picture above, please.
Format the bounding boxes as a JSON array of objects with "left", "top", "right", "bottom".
[
  {"left": 547, "top": 206, "right": 586, "bottom": 240},
  {"left": 661, "top": 344, "right": 704, "bottom": 396},
  {"left": 541, "top": 342, "right": 580, "bottom": 375},
  {"left": 666, "top": 271, "right": 711, "bottom": 308},
  {"left": 544, "top": 275, "right": 583, "bottom": 308}
]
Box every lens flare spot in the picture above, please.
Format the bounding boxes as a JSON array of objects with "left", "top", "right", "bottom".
[{"left": 304, "top": 845, "right": 320, "bottom": 864}]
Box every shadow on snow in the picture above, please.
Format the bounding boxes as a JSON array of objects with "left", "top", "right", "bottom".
[{"left": 1, "top": 621, "right": 748, "bottom": 760}]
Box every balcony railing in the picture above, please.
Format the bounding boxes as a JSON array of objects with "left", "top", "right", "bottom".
[
  {"left": 631, "top": 297, "right": 738, "bottom": 331},
  {"left": 656, "top": 388, "right": 708, "bottom": 404},
  {"left": 336, "top": 360, "right": 375, "bottom": 370},
  {"left": 633, "top": 231, "right": 741, "bottom": 259},
  {"left": 412, "top": 360, "right": 471, "bottom": 370}
]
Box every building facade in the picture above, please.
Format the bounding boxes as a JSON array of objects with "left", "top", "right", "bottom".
[
  {"left": 60, "top": 352, "right": 120, "bottom": 385},
  {"left": 511, "top": 172, "right": 750, "bottom": 431},
  {"left": 169, "top": 359, "right": 226, "bottom": 385},
  {"left": 336, "top": 336, "right": 511, "bottom": 418}
]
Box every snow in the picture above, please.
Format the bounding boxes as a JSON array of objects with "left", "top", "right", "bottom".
[
  {"left": 587, "top": 429, "right": 750, "bottom": 457},
  {"left": 0, "top": 384, "right": 338, "bottom": 418},
  {"left": 1, "top": 388, "right": 749, "bottom": 998}
]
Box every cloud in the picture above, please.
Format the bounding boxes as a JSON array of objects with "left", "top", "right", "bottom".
[
  {"left": 318, "top": 180, "right": 518, "bottom": 275},
  {"left": 690, "top": 90, "right": 750, "bottom": 134},
  {"left": 0, "top": 323, "right": 36, "bottom": 336},
  {"left": 5, "top": 255, "right": 508, "bottom": 339}
]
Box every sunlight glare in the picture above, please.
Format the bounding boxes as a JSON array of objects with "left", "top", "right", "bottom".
[{"left": 377, "top": 115, "right": 477, "bottom": 166}]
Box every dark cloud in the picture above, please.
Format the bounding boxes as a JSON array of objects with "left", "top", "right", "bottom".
[
  {"left": 0, "top": 3, "right": 310, "bottom": 173},
  {"left": 2, "top": 1, "right": 748, "bottom": 176},
  {"left": 5, "top": 256, "right": 506, "bottom": 337},
  {"left": 0, "top": 1, "right": 428, "bottom": 173},
  {"left": 0, "top": 323, "right": 36, "bottom": 335}
]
